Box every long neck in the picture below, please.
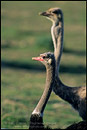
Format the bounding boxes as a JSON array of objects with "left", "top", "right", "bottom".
[
  {"left": 53, "top": 76, "right": 82, "bottom": 110},
  {"left": 51, "top": 20, "right": 64, "bottom": 76},
  {"left": 32, "top": 65, "right": 55, "bottom": 116}
]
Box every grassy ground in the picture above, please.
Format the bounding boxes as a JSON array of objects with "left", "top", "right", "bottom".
[{"left": 1, "top": 1, "right": 86, "bottom": 129}]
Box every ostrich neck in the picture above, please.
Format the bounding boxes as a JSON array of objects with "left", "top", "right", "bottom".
[
  {"left": 51, "top": 21, "right": 64, "bottom": 75},
  {"left": 53, "top": 76, "right": 82, "bottom": 110},
  {"left": 51, "top": 21, "right": 82, "bottom": 110},
  {"left": 32, "top": 66, "right": 55, "bottom": 116}
]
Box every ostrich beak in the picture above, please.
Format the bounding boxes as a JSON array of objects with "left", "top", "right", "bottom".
[
  {"left": 39, "top": 11, "right": 50, "bottom": 17},
  {"left": 32, "top": 57, "right": 44, "bottom": 61}
]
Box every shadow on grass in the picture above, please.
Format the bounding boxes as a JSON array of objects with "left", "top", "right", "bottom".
[
  {"left": 1, "top": 44, "right": 11, "bottom": 49},
  {"left": 1, "top": 42, "right": 85, "bottom": 57},
  {"left": 1, "top": 30, "right": 86, "bottom": 57},
  {"left": 1, "top": 60, "right": 86, "bottom": 74},
  {"left": 63, "top": 48, "right": 86, "bottom": 56},
  {"left": 1, "top": 60, "right": 45, "bottom": 72}
]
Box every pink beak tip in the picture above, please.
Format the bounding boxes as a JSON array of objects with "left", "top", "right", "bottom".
[{"left": 32, "top": 57, "right": 44, "bottom": 61}]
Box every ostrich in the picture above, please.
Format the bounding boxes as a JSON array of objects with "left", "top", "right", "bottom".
[
  {"left": 40, "top": 8, "right": 86, "bottom": 120},
  {"left": 29, "top": 52, "right": 55, "bottom": 129},
  {"left": 29, "top": 53, "right": 86, "bottom": 130}
]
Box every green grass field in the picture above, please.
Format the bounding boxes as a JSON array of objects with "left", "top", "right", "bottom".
[{"left": 1, "top": 1, "right": 86, "bottom": 129}]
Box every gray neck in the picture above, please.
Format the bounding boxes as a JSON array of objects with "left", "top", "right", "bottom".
[
  {"left": 32, "top": 65, "right": 55, "bottom": 117},
  {"left": 51, "top": 20, "right": 64, "bottom": 76},
  {"left": 53, "top": 76, "right": 82, "bottom": 110},
  {"left": 51, "top": 20, "right": 81, "bottom": 111}
]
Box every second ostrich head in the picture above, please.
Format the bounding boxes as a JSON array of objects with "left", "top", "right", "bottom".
[
  {"left": 39, "top": 8, "right": 64, "bottom": 76},
  {"left": 39, "top": 7, "right": 63, "bottom": 24}
]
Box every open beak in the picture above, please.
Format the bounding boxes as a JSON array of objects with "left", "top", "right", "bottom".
[
  {"left": 32, "top": 56, "right": 44, "bottom": 61},
  {"left": 39, "top": 11, "right": 50, "bottom": 17}
]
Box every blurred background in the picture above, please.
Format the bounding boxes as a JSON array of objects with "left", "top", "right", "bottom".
[{"left": 1, "top": 1, "right": 86, "bottom": 129}]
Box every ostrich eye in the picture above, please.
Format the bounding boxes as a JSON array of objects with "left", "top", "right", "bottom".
[{"left": 53, "top": 10, "right": 58, "bottom": 14}]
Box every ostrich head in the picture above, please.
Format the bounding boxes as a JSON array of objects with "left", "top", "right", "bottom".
[
  {"left": 39, "top": 7, "right": 63, "bottom": 24},
  {"left": 32, "top": 52, "right": 55, "bottom": 68}
]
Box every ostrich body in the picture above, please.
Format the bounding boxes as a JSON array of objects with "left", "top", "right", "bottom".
[
  {"left": 29, "top": 52, "right": 55, "bottom": 129},
  {"left": 40, "top": 8, "right": 86, "bottom": 120}
]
